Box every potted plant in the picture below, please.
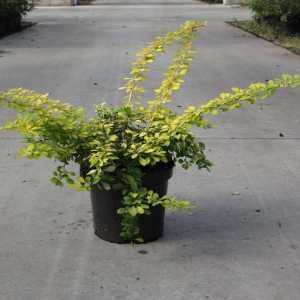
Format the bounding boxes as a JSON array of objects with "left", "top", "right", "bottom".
[{"left": 0, "top": 21, "right": 299, "bottom": 243}]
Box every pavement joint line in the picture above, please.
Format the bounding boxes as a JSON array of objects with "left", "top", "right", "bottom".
[
  {"left": 1, "top": 137, "right": 300, "bottom": 141},
  {"left": 35, "top": 4, "right": 240, "bottom": 8},
  {"left": 84, "top": 3, "right": 222, "bottom": 6},
  {"left": 200, "top": 137, "right": 300, "bottom": 140}
]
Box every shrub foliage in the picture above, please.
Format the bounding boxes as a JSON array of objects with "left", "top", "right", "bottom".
[
  {"left": 0, "top": 0, "right": 33, "bottom": 17},
  {"left": 249, "top": 0, "right": 300, "bottom": 32},
  {"left": 1, "top": 21, "right": 300, "bottom": 241}
]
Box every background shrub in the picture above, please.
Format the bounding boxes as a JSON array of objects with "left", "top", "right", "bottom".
[
  {"left": 201, "top": 0, "right": 222, "bottom": 3},
  {"left": 0, "top": 0, "right": 33, "bottom": 18},
  {"left": 249, "top": 0, "right": 300, "bottom": 32},
  {"left": 0, "top": 0, "right": 33, "bottom": 35}
]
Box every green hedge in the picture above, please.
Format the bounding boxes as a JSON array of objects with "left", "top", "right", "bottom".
[
  {"left": 201, "top": 0, "right": 222, "bottom": 3},
  {"left": 0, "top": 0, "right": 33, "bottom": 36},
  {"left": 0, "top": 0, "right": 33, "bottom": 18},
  {"left": 249, "top": 0, "right": 300, "bottom": 32}
]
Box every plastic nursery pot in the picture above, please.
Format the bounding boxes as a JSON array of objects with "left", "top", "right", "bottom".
[{"left": 82, "top": 162, "right": 174, "bottom": 243}]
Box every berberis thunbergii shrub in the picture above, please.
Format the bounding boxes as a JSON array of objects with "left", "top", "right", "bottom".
[{"left": 1, "top": 21, "right": 299, "bottom": 241}]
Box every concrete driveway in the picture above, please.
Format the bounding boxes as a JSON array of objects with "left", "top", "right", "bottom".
[{"left": 0, "top": 3, "right": 300, "bottom": 300}]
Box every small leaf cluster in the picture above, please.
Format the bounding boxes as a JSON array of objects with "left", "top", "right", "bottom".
[
  {"left": 0, "top": 20, "right": 299, "bottom": 241},
  {"left": 118, "top": 189, "right": 191, "bottom": 241}
]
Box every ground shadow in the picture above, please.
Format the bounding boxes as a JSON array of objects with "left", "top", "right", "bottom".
[
  {"left": 0, "top": 22, "right": 35, "bottom": 40},
  {"left": 161, "top": 199, "right": 290, "bottom": 258},
  {"left": 0, "top": 49, "right": 11, "bottom": 57}
]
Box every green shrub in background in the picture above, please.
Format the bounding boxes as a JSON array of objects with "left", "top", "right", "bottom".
[
  {"left": 0, "top": 0, "right": 33, "bottom": 35},
  {"left": 0, "top": 0, "right": 33, "bottom": 17},
  {"left": 201, "top": 0, "right": 222, "bottom": 3},
  {"left": 249, "top": 0, "right": 300, "bottom": 32}
]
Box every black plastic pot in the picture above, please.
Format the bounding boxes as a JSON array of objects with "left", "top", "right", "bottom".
[{"left": 89, "top": 162, "right": 174, "bottom": 243}]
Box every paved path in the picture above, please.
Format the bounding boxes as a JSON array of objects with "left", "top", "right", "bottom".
[
  {"left": 0, "top": 4, "right": 300, "bottom": 300},
  {"left": 90, "top": 0, "right": 202, "bottom": 4}
]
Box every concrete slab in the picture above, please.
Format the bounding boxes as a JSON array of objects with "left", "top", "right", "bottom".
[
  {"left": 0, "top": 4, "right": 300, "bottom": 300},
  {"left": 89, "top": 0, "right": 202, "bottom": 5}
]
